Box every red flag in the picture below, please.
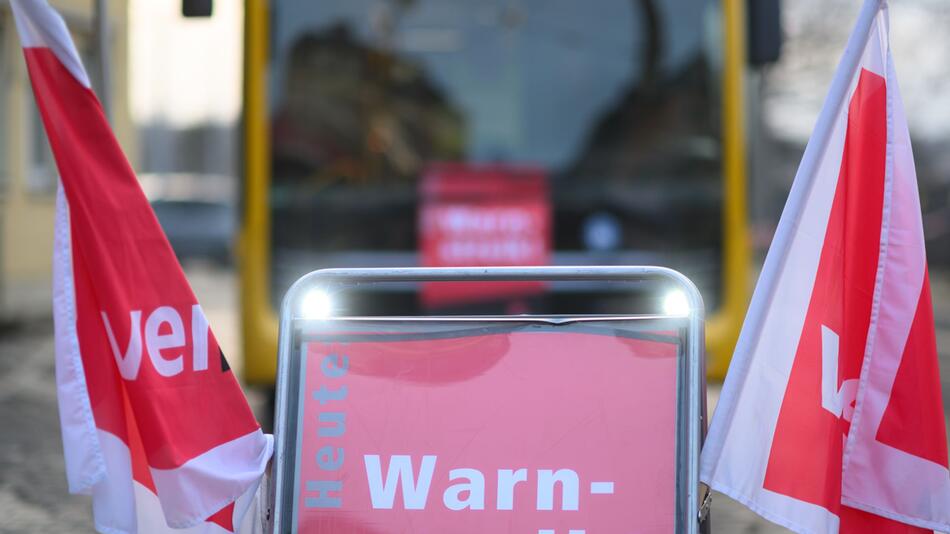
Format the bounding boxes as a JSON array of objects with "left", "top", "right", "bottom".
[
  {"left": 11, "top": 0, "right": 272, "bottom": 532},
  {"left": 701, "top": 1, "right": 949, "bottom": 532}
]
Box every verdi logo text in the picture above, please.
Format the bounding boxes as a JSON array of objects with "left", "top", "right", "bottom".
[{"left": 101, "top": 304, "right": 214, "bottom": 379}]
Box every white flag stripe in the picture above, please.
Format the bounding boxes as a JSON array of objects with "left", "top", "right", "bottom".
[
  {"left": 132, "top": 483, "right": 231, "bottom": 534},
  {"left": 93, "top": 429, "right": 265, "bottom": 534},
  {"left": 91, "top": 430, "right": 139, "bottom": 533},
  {"left": 10, "top": 0, "right": 90, "bottom": 87},
  {"left": 52, "top": 185, "right": 105, "bottom": 495},
  {"left": 860, "top": 8, "right": 888, "bottom": 79},
  {"left": 150, "top": 430, "right": 272, "bottom": 529}
]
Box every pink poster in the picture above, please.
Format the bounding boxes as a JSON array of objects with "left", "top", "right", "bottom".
[
  {"left": 294, "top": 326, "right": 678, "bottom": 533},
  {"left": 418, "top": 163, "right": 551, "bottom": 308}
]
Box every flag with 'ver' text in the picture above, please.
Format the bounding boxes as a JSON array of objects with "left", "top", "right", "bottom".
[{"left": 11, "top": 0, "right": 273, "bottom": 531}]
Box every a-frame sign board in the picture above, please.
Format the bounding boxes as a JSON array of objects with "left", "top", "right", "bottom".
[{"left": 268, "top": 267, "right": 707, "bottom": 534}]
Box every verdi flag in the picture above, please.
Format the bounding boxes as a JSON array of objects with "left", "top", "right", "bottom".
[
  {"left": 10, "top": 0, "right": 273, "bottom": 532},
  {"left": 701, "top": 1, "right": 950, "bottom": 533}
]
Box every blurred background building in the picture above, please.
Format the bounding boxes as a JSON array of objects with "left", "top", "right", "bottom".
[
  {"left": 0, "top": 0, "right": 134, "bottom": 322},
  {"left": 752, "top": 0, "right": 950, "bottom": 263},
  {"left": 0, "top": 0, "right": 240, "bottom": 322}
]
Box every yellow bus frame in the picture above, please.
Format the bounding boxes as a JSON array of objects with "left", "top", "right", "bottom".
[{"left": 240, "top": 0, "right": 750, "bottom": 384}]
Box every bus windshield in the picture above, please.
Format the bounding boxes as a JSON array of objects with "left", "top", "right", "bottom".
[{"left": 268, "top": 0, "right": 723, "bottom": 314}]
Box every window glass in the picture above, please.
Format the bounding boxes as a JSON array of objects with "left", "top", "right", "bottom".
[{"left": 268, "top": 0, "right": 724, "bottom": 314}]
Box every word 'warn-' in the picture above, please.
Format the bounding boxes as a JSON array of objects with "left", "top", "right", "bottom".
[{"left": 364, "top": 456, "right": 585, "bottom": 512}]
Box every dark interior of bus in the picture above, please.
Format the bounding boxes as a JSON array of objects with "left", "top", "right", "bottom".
[{"left": 267, "top": 0, "right": 723, "bottom": 316}]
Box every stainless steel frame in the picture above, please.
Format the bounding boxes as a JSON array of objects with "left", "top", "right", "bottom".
[{"left": 269, "top": 266, "right": 706, "bottom": 533}]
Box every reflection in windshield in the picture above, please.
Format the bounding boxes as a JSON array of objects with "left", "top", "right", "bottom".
[
  {"left": 273, "top": 23, "right": 465, "bottom": 186},
  {"left": 268, "top": 0, "right": 723, "bottom": 312}
]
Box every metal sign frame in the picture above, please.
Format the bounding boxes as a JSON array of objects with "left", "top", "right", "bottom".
[{"left": 269, "top": 266, "right": 707, "bottom": 533}]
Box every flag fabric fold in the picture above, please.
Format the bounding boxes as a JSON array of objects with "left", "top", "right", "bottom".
[
  {"left": 701, "top": 1, "right": 950, "bottom": 533},
  {"left": 11, "top": 0, "right": 273, "bottom": 532}
]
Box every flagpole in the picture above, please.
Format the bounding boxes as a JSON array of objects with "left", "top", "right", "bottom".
[{"left": 703, "top": 0, "right": 885, "bottom": 467}]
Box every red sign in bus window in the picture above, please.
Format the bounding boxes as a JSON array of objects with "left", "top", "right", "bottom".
[
  {"left": 419, "top": 164, "right": 552, "bottom": 308},
  {"left": 292, "top": 321, "right": 680, "bottom": 533}
]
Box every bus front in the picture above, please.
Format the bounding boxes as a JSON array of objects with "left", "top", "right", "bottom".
[{"left": 242, "top": 0, "right": 750, "bottom": 385}]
